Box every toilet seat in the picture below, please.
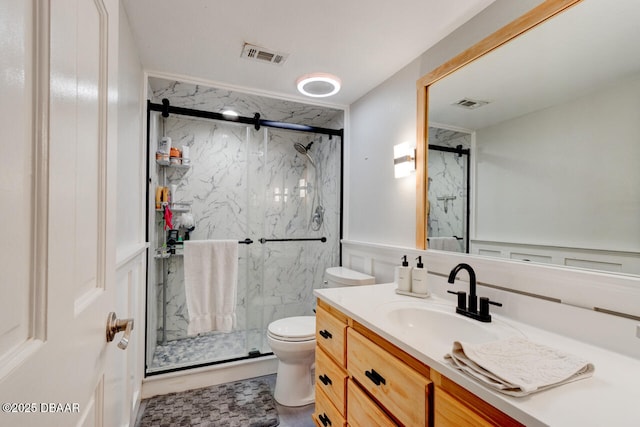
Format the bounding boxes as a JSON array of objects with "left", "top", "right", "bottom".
[{"left": 267, "top": 316, "right": 315, "bottom": 342}]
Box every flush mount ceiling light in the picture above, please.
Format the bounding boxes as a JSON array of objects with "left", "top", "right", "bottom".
[{"left": 296, "top": 73, "right": 341, "bottom": 98}]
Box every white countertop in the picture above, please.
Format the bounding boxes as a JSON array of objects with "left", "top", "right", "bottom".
[{"left": 314, "top": 282, "right": 640, "bottom": 427}]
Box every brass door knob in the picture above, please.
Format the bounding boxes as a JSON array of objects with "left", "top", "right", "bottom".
[{"left": 106, "top": 312, "right": 134, "bottom": 350}]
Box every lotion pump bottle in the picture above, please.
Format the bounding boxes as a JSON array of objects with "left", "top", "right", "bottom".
[
  {"left": 412, "top": 256, "right": 429, "bottom": 295},
  {"left": 395, "top": 255, "right": 412, "bottom": 292}
]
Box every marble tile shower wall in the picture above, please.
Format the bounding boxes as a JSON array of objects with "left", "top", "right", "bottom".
[
  {"left": 149, "top": 77, "right": 343, "bottom": 127},
  {"left": 156, "top": 117, "right": 251, "bottom": 342},
  {"left": 151, "top": 80, "right": 342, "bottom": 349},
  {"left": 427, "top": 128, "right": 471, "bottom": 252},
  {"left": 254, "top": 130, "right": 341, "bottom": 352}
]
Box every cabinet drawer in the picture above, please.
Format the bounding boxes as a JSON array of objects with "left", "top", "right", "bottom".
[
  {"left": 316, "top": 304, "right": 347, "bottom": 366},
  {"left": 314, "top": 386, "right": 346, "bottom": 427},
  {"left": 316, "top": 347, "right": 347, "bottom": 415},
  {"left": 347, "top": 379, "right": 397, "bottom": 427},
  {"left": 347, "top": 329, "right": 430, "bottom": 427},
  {"left": 434, "top": 387, "right": 494, "bottom": 427}
]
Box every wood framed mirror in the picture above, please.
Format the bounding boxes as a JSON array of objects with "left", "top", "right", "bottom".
[
  {"left": 416, "top": 0, "right": 583, "bottom": 249},
  {"left": 416, "top": 0, "right": 640, "bottom": 275}
]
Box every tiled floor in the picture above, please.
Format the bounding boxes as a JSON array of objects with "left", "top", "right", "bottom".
[
  {"left": 149, "top": 329, "right": 266, "bottom": 373},
  {"left": 146, "top": 333, "right": 316, "bottom": 425},
  {"left": 135, "top": 374, "right": 315, "bottom": 427},
  {"left": 136, "top": 377, "right": 280, "bottom": 427},
  {"left": 263, "top": 374, "right": 316, "bottom": 427}
]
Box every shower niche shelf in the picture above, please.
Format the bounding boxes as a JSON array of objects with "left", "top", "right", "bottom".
[
  {"left": 155, "top": 158, "right": 191, "bottom": 169},
  {"left": 154, "top": 246, "right": 184, "bottom": 259},
  {"left": 154, "top": 156, "right": 193, "bottom": 262},
  {"left": 155, "top": 201, "right": 192, "bottom": 213}
]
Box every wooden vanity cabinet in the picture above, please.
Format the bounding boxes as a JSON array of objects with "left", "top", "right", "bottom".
[
  {"left": 313, "top": 302, "right": 349, "bottom": 427},
  {"left": 435, "top": 387, "right": 495, "bottom": 427},
  {"left": 316, "top": 347, "right": 347, "bottom": 414},
  {"left": 314, "top": 299, "right": 522, "bottom": 427},
  {"left": 432, "top": 373, "right": 524, "bottom": 427},
  {"left": 347, "top": 327, "right": 431, "bottom": 426},
  {"left": 315, "top": 386, "right": 346, "bottom": 427},
  {"left": 347, "top": 378, "right": 396, "bottom": 426},
  {"left": 316, "top": 302, "right": 348, "bottom": 365}
]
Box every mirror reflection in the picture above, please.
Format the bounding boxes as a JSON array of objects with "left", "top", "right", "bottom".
[
  {"left": 427, "top": 127, "right": 470, "bottom": 254},
  {"left": 427, "top": 0, "right": 640, "bottom": 274}
]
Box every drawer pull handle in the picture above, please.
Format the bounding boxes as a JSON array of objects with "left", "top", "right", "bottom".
[
  {"left": 319, "top": 413, "right": 332, "bottom": 426},
  {"left": 365, "top": 369, "right": 386, "bottom": 386},
  {"left": 319, "top": 374, "right": 333, "bottom": 386},
  {"left": 319, "top": 329, "right": 333, "bottom": 339}
]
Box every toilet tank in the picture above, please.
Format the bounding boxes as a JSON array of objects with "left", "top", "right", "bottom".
[{"left": 325, "top": 267, "right": 375, "bottom": 288}]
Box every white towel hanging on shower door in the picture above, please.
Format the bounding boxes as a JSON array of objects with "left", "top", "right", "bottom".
[
  {"left": 429, "top": 236, "right": 459, "bottom": 251},
  {"left": 184, "top": 240, "right": 238, "bottom": 335}
]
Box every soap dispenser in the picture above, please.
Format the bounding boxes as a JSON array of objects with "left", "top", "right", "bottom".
[
  {"left": 412, "top": 256, "right": 429, "bottom": 295},
  {"left": 395, "top": 255, "right": 412, "bottom": 292}
]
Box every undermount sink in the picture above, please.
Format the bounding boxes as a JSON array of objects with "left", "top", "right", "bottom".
[{"left": 378, "top": 300, "right": 523, "bottom": 350}]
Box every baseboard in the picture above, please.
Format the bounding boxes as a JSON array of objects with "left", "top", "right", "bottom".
[{"left": 141, "top": 355, "right": 278, "bottom": 399}]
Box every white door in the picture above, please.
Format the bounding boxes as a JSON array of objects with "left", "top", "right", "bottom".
[{"left": 0, "top": 1, "right": 129, "bottom": 426}]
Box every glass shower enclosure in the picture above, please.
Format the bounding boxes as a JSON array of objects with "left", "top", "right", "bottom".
[
  {"left": 427, "top": 126, "right": 471, "bottom": 253},
  {"left": 145, "top": 104, "right": 342, "bottom": 375}
]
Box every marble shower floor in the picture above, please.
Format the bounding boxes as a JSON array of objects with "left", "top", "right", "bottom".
[{"left": 149, "top": 329, "right": 268, "bottom": 373}]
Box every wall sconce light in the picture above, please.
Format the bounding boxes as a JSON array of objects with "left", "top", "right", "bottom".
[{"left": 394, "top": 142, "right": 416, "bottom": 178}]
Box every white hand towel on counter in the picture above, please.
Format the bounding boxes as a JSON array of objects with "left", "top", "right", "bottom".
[
  {"left": 444, "top": 336, "right": 595, "bottom": 397},
  {"left": 184, "top": 240, "right": 238, "bottom": 335}
]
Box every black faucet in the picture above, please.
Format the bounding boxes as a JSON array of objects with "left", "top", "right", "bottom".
[
  {"left": 448, "top": 263, "right": 477, "bottom": 311},
  {"left": 447, "top": 263, "right": 501, "bottom": 322}
]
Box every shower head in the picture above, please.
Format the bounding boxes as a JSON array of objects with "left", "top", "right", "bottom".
[
  {"left": 294, "top": 139, "right": 323, "bottom": 230},
  {"left": 293, "top": 141, "right": 316, "bottom": 167},
  {"left": 294, "top": 141, "right": 314, "bottom": 155}
]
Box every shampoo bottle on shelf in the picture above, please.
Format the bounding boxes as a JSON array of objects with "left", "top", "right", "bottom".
[
  {"left": 411, "top": 256, "right": 429, "bottom": 295},
  {"left": 155, "top": 186, "right": 163, "bottom": 209},
  {"left": 395, "top": 255, "right": 412, "bottom": 292}
]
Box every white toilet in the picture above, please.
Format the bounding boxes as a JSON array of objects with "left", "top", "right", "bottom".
[
  {"left": 324, "top": 266, "right": 376, "bottom": 288},
  {"left": 267, "top": 267, "right": 375, "bottom": 406}
]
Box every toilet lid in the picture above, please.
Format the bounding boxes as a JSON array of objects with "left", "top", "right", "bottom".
[
  {"left": 268, "top": 316, "right": 316, "bottom": 342},
  {"left": 325, "top": 267, "right": 375, "bottom": 286}
]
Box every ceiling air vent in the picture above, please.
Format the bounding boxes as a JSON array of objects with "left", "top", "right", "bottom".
[
  {"left": 240, "top": 43, "right": 288, "bottom": 66},
  {"left": 452, "top": 98, "right": 490, "bottom": 110}
]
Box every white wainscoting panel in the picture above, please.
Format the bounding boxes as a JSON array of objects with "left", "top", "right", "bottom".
[{"left": 471, "top": 240, "right": 640, "bottom": 275}]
